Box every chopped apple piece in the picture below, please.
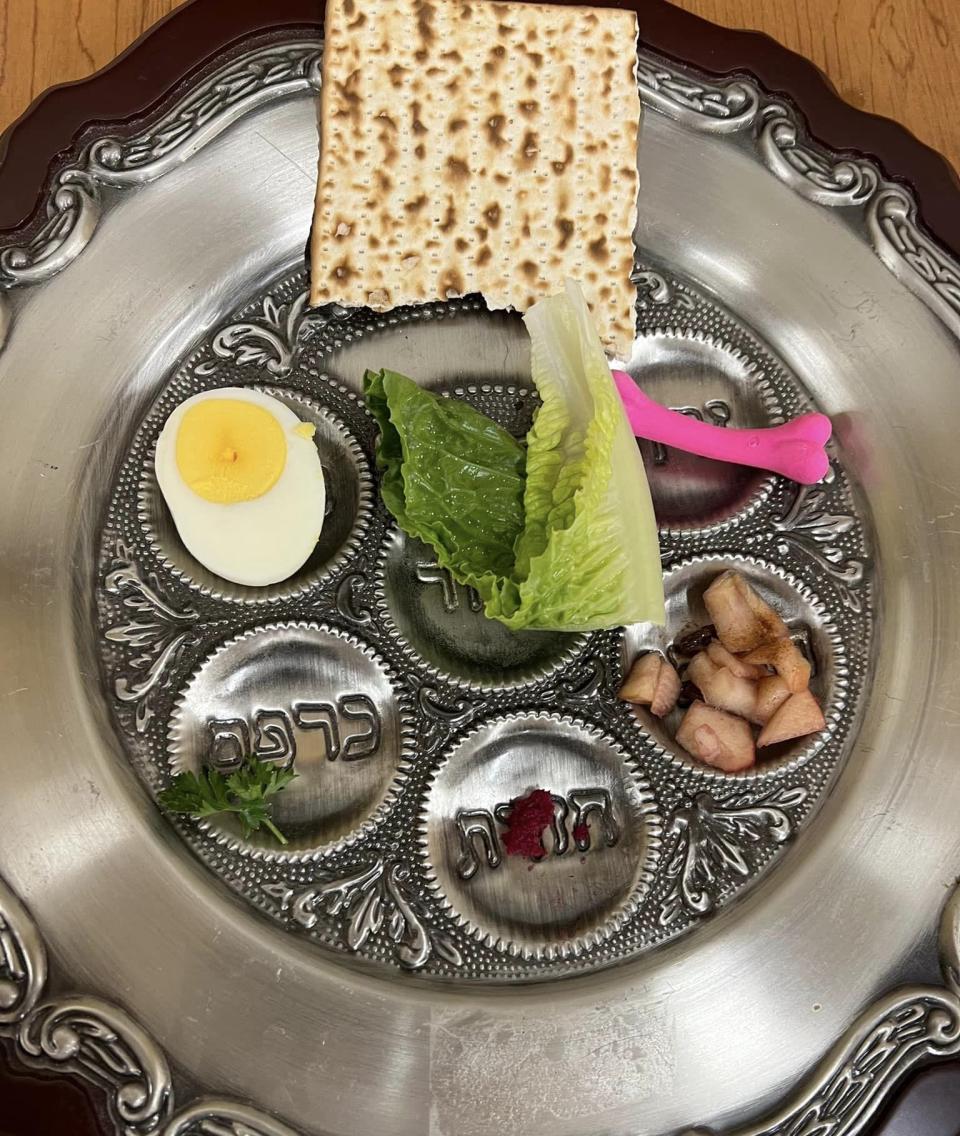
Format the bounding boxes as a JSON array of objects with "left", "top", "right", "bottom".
[
  {"left": 686, "top": 650, "right": 718, "bottom": 690},
  {"left": 618, "top": 653, "right": 659, "bottom": 704},
  {"left": 706, "top": 639, "right": 764, "bottom": 680},
  {"left": 677, "top": 701, "right": 756, "bottom": 772},
  {"left": 687, "top": 651, "right": 760, "bottom": 723},
  {"left": 744, "top": 639, "right": 811, "bottom": 693},
  {"left": 650, "top": 659, "right": 682, "bottom": 718},
  {"left": 742, "top": 579, "right": 791, "bottom": 642},
  {"left": 709, "top": 668, "right": 761, "bottom": 723},
  {"left": 755, "top": 675, "right": 792, "bottom": 724},
  {"left": 703, "top": 571, "right": 789, "bottom": 654},
  {"left": 757, "top": 689, "right": 826, "bottom": 747},
  {"left": 619, "top": 653, "right": 681, "bottom": 718}
]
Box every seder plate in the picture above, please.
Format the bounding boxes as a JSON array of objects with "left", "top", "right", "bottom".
[
  {"left": 1, "top": 9, "right": 960, "bottom": 1136},
  {"left": 96, "top": 265, "right": 870, "bottom": 982}
]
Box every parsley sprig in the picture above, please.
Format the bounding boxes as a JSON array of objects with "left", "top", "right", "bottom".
[{"left": 159, "top": 758, "right": 297, "bottom": 845}]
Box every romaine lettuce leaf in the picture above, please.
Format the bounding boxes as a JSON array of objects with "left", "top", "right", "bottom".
[
  {"left": 364, "top": 368, "right": 526, "bottom": 590},
  {"left": 363, "top": 281, "right": 664, "bottom": 631}
]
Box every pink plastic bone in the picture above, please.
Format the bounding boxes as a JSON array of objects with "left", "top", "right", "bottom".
[{"left": 612, "top": 370, "right": 832, "bottom": 485}]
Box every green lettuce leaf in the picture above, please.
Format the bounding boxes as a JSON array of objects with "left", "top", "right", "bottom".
[
  {"left": 364, "top": 368, "right": 526, "bottom": 592},
  {"left": 363, "top": 281, "right": 664, "bottom": 631}
]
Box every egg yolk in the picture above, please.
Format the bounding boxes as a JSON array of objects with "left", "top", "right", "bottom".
[{"left": 175, "top": 399, "right": 287, "bottom": 503}]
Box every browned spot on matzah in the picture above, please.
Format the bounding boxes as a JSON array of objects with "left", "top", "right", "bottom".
[
  {"left": 379, "top": 133, "right": 398, "bottom": 165},
  {"left": 415, "top": 0, "right": 436, "bottom": 41},
  {"left": 440, "top": 268, "right": 465, "bottom": 296},
  {"left": 311, "top": 0, "right": 641, "bottom": 355},
  {"left": 440, "top": 201, "right": 457, "bottom": 231},
  {"left": 552, "top": 143, "right": 574, "bottom": 175},
  {"left": 485, "top": 116, "right": 507, "bottom": 147}
]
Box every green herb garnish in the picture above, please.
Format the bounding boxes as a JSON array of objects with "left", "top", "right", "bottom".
[{"left": 159, "top": 759, "right": 297, "bottom": 845}]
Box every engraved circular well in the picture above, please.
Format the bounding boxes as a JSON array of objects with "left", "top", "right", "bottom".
[
  {"left": 420, "top": 713, "right": 661, "bottom": 958},
  {"left": 138, "top": 388, "right": 372, "bottom": 603},
  {"left": 622, "top": 333, "right": 781, "bottom": 531},
  {"left": 624, "top": 555, "right": 848, "bottom": 780},
  {"left": 168, "top": 623, "right": 411, "bottom": 857},
  {"left": 377, "top": 531, "right": 586, "bottom": 690}
]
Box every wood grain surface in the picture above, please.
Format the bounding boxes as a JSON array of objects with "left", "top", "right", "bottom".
[
  {"left": 0, "top": 2, "right": 959, "bottom": 1136},
  {"left": 1, "top": 0, "right": 959, "bottom": 174}
]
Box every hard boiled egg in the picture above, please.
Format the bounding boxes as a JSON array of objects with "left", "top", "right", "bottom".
[{"left": 155, "top": 388, "right": 325, "bottom": 587}]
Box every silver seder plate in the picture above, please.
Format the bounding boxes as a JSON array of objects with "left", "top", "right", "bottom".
[{"left": 2, "top": 29, "right": 960, "bottom": 1136}]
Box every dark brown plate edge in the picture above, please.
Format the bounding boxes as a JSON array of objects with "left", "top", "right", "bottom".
[{"left": 0, "top": 0, "right": 320, "bottom": 235}]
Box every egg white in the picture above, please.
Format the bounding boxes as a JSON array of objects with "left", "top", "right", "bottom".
[{"left": 155, "top": 388, "right": 326, "bottom": 587}]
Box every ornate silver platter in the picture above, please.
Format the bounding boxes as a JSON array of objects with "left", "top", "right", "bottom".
[{"left": 2, "top": 16, "right": 960, "bottom": 1136}]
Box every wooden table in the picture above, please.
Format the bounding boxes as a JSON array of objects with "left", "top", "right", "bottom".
[{"left": 1, "top": 1, "right": 959, "bottom": 1135}]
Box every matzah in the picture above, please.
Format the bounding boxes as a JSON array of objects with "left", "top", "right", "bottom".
[{"left": 311, "top": 0, "right": 640, "bottom": 358}]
